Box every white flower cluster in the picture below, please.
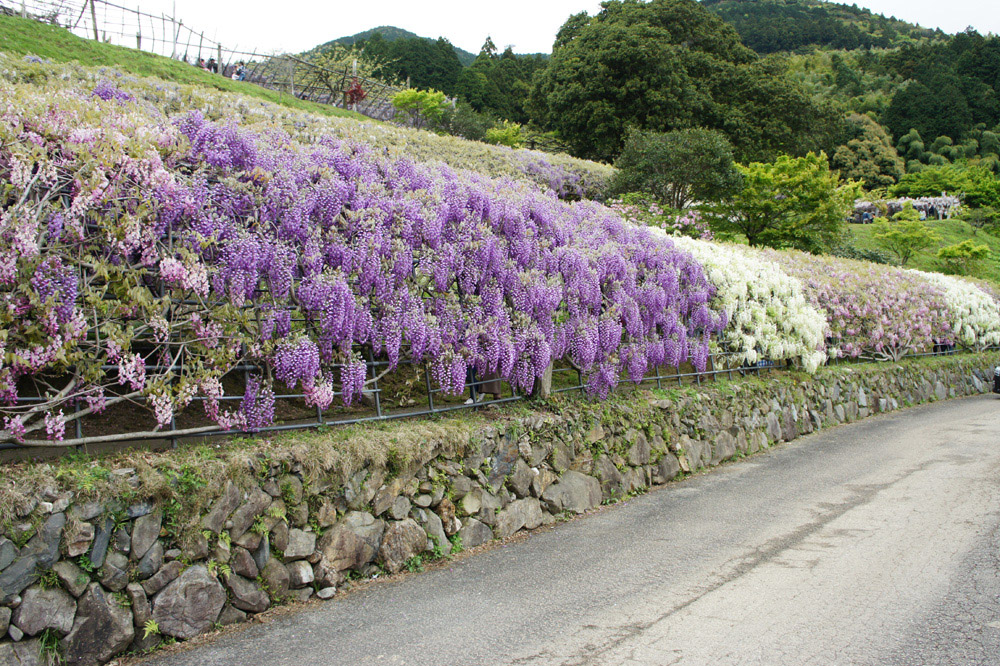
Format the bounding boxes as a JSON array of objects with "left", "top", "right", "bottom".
[
  {"left": 908, "top": 270, "right": 1000, "bottom": 350},
  {"left": 665, "top": 235, "right": 828, "bottom": 372}
]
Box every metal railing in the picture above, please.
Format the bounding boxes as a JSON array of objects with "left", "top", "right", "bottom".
[
  {"left": 3, "top": 342, "right": 992, "bottom": 459},
  {"left": 0, "top": 349, "right": 776, "bottom": 456}
]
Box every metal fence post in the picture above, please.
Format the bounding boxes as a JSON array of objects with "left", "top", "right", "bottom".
[
  {"left": 365, "top": 348, "right": 382, "bottom": 419},
  {"left": 424, "top": 363, "right": 435, "bottom": 412}
]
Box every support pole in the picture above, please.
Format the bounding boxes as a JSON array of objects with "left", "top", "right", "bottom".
[
  {"left": 90, "top": 0, "right": 99, "bottom": 40},
  {"left": 172, "top": 19, "right": 181, "bottom": 59}
]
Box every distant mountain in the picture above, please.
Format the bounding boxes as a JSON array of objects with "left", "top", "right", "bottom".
[
  {"left": 700, "top": 0, "right": 943, "bottom": 54},
  {"left": 314, "top": 26, "right": 479, "bottom": 66}
]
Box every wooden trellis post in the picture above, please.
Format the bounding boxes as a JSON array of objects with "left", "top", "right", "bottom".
[{"left": 90, "top": 0, "right": 99, "bottom": 40}]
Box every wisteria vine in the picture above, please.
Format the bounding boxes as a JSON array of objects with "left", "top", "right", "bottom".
[{"left": 0, "top": 79, "right": 723, "bottom": 445}]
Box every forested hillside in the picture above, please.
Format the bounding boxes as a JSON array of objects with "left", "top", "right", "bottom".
[
  {"left": 302, "top": 0, "right": 1000, "bottom": 281},
  {"left": 701, "top": 0, "right": 942, "bottom": 53},
  {"left": 316, "top": 26, "right": 478, "bottom": 66}
]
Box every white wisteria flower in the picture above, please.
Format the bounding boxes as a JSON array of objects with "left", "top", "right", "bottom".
[
  {"left": 662, "top": 234, "right": 828, "bottom": 372},
  {"left": 908, "top": 270, "right": 1000, "bottom": 351}
]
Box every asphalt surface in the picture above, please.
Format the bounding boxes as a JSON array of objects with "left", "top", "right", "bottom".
[{"left": 146, "top": 394, "right": 1000, "bottom": 666}]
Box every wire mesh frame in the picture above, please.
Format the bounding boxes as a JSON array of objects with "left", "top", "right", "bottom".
[{"left": 3, "top": 0, "right": 402, "bottom": 122}]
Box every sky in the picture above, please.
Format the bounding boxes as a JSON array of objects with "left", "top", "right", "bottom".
[{"left": 99, "top": 0, "right": 1000, "bottom": 56}]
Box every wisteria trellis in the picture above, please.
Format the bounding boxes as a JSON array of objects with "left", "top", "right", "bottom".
[
  {"left": 0, "top": 80, "right": 725, "bottom": 445},
  {"left": 1, "top": 71, "right": 999, "bottom": 448}
]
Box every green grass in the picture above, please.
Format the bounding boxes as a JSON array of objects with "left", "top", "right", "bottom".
[
  {"left": 848, "top": 218, "right": 1000, "bottom": 283},
  {"left": 0, "top": 15, "right": 363, "bottom": 120}
]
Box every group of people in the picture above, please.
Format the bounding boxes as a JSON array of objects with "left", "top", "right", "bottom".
[
  {"left": 852, "top": 195, "right": 961, "bottom": 224},
  {"left": 187, "top": 56, "right": 247, "bottom": 81}
]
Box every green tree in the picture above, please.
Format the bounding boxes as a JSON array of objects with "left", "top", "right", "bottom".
[
  {"left": 832, "top": 114, "right": 905, "bottom": 189},
  {"left": 354, "top": 35, "right": 463, "bottom": 95},
  {"left": 391, "top": 89, "right": 449, "bottom": 129},
  {"left": 872, "top": 203, "right": 942, "bottom": 265},
  {"left": 702, "top": 0, "right": 932, "bottom": 54},
  {"left": 962, "top": 166, "right": 1000, "bottom": 208},
  {"left": 896, "top": 128, "right": 927, "bottom": 163},
  {"left": 438, "top": 102, "right": 494, "bottom": 142},
  {"left": 529, "top": 0, "right": 838, "bottom": 162},
  {"left": 485, "top": 120, "right": 525, "bottom": 148},
  {"left": 705, "top": 152, "right": 858, "bottom": 251},
  {"left": 610, "top": 128, "right": 743, "bottom": 209},
  {"left": 883, "top": 77, "right": 973, "bottom": 145},
  {"left": 456, "top": 43, "right": 547, "bottom": 124},
  {"left": 937, "top": 239, "right": 991, "bottom": 275},
  {"left": 454, "top": 68, "right": 492, "bottom": 110},
  {"left": 891, "top": 164, "right": 970, "bottom": 197},
  {"left": 480, "top": 36, "right": 498, "bottom": 59},
  {"left": 980, "top": 130, "right": 1000, "bottom": 157}
]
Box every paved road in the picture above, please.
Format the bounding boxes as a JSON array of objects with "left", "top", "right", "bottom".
[{"left": 148, "top": 395, "right": 1000, "bottom": 666}]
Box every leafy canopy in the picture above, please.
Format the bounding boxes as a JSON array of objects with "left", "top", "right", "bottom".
[
  {"left": 484, "top": 120, "right": 525, "bottom": 148},
  {"left": 455, "top": 43, "right": 547, "bottom": 125},
  {"left": 529, "top": 0, "right": 839, "bottom": 162},
  {"left": 832, "top": 114, "right": 904, "bottom": 190},
  {"left": 881, "top": 31, "right": 1000, "bottom": 143},
  {"left": 891, "top": 164, "right": 1000, "bottom": 209},
  {"left": 705, "top": 152, "right": 858, "bottom": 251},
  {"left": 702, "top": 0, "right": 940, "bottom": 54},
  {"left": 391, "top": 88, "right": 449, "bottom": 129},
  {"left": 610, "top": 128, "right": 743, "bottom": 210},
  {"left": 938, "top": 239, "right": 991, "bottom": 275}
]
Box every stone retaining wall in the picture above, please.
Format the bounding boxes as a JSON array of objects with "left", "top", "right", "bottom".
[{"left": 0, "top": 354, "right": 996, "bottom": 665}]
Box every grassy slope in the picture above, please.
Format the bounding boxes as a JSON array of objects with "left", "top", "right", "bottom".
[
  {"left": 849, "top": 219, "right": 1000, "bottom": 283},
  {"left": 0, "top": 14, "right": 362, "bottom": 120}
]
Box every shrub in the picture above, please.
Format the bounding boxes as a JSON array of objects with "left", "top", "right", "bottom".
[
  {"left": 484, "top": 120, "right": 524, "bottom": 148},
  {"left": 872, "top": 203, "right": 942, "bottom": 266},
  {"left": 438, "top": 103, "right": 493, "bottom": 142},
  {"left": 937, "top": 240, "right": 991, "bottom": 276}
]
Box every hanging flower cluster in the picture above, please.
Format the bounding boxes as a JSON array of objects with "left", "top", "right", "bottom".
[
  {"left": 910, "top": 271, "right": 1000, "bottom": 351},
  {"left": 0, "top": 76, "right": 723, "bottom": 444},
  {"left": 1, "top": 58, "right": 998, "bottom": 447},
  {"left": 759, "top": 250, "right": 954, "bottom": 361},
  {"left": 666, "top": 235, "right": 827, "bottom": 371}
]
